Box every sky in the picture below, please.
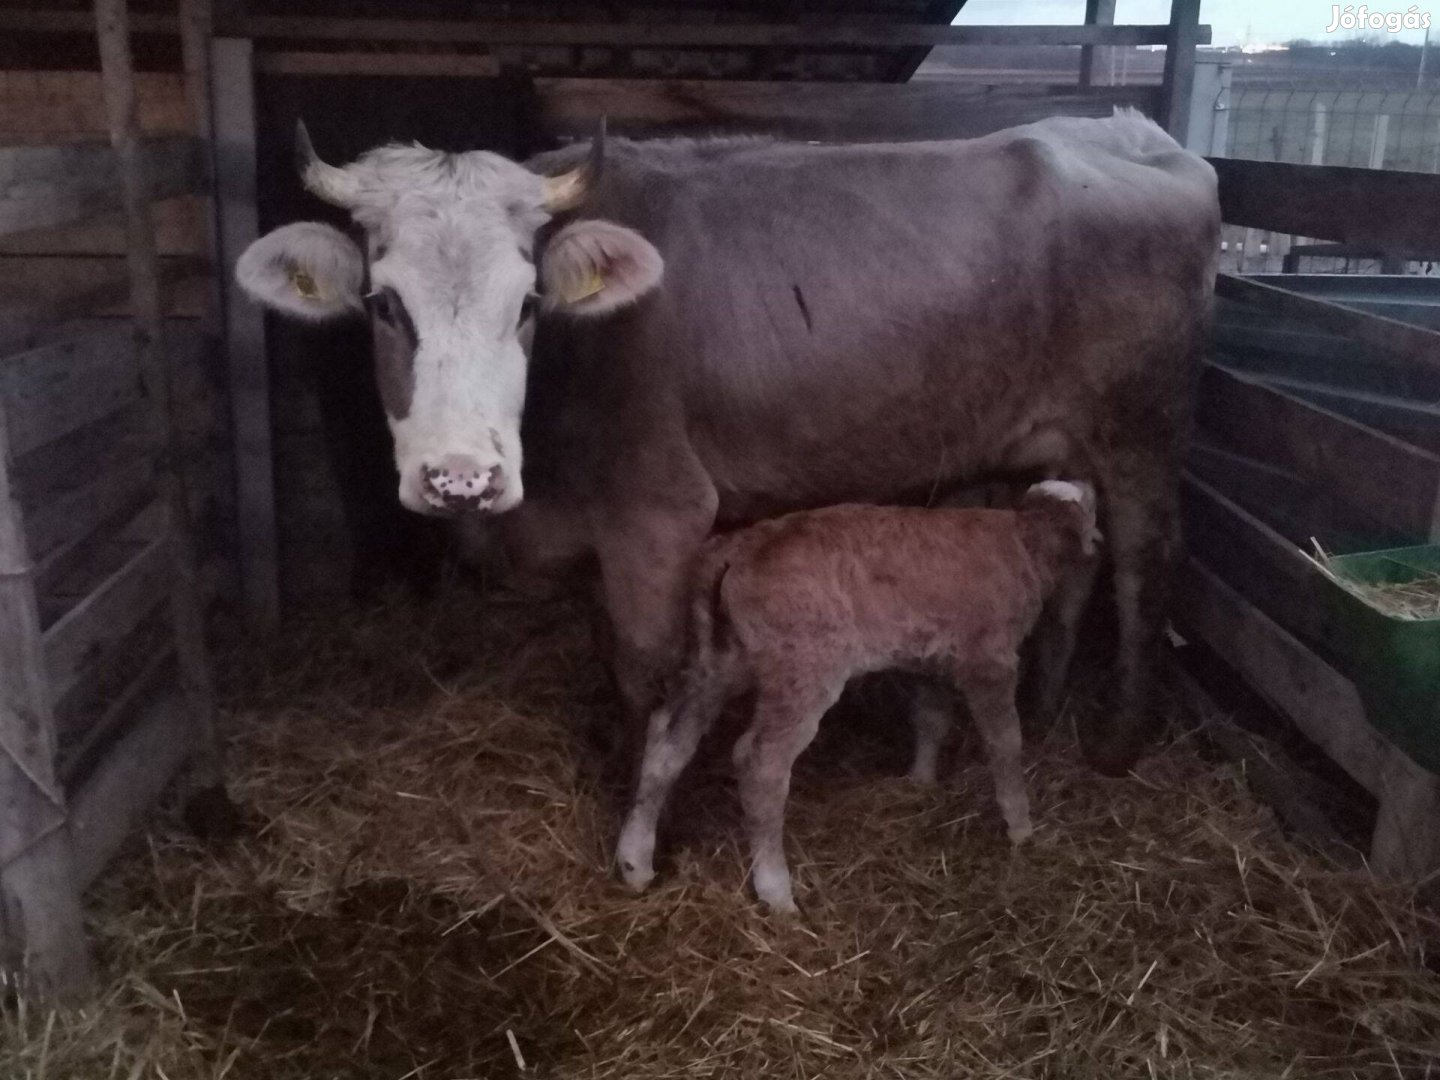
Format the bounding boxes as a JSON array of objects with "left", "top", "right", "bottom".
[{"left": 953, "top": 0, "right": 1435, "bottom": 47}]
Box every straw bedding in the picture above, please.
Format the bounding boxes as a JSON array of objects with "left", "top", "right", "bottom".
[{"left": 5, "top": 578, "right": 1440, "bottom": 1079}]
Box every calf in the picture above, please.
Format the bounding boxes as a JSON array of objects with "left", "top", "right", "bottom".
[{"left": 615, "top": 481, "right": 1102, "bottom": 912}]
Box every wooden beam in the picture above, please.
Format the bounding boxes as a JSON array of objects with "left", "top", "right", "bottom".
[
  {"left": 212, "top": 37, "right": 279, "bottom": 629},
  {"left": 1256, "top": 375, "right": 1440, "bottom": 458},
  {"left": 1216, "top": 272, "right": 1440, "bottom": 378},
  {"left": 0, "top": 137, "right": 202, "bottom": 241},
  {"left": 534, "top": 78, "right": 1161, "bottom": 142},
  {"left": 1209, "top": 157, "right": 1440, "bottom": 257},
  {"left": 1198, "top": 363, "right": 1440, "bottom": 542},
  {"left": 58, "top": 641, "right": 173, "bottom": 786},
  {"left": 1079, "top": 0, "right": 1116, "bottom": 90},
  {"left": 96, "top": 0, "right": 230, "bottom": 813},
  {"left": 30, "top": 461, "right": 155, "bottom": 597},
  {"left": 42, "top": 534, "right": 169, "bottom": 708},
  {"left": 0, "top": 327, "right": 140, "bottom": 459},
  {"left": 1175, "top": 558, "right": 1440, "bottom": 877},
  {"left": 67, "top": 691, "right": 194, "bottom": 889},
  {"left": 0, "top": 10, "right": 1210, "bottom": 48},
  {"left": 1175, "top": 558, "right": 1386, "bottom": 796},
  {"left": 889, "top": 0, "right": 968, "bottom": 82},
  {"left": 1159, "top": 0, "right": 1201, "bottom": 142},
  {"left": 254, "top": 51, "right": 502, "bottom": 78},
  {"left": 0, "top": 397, "right": 91, "bottom": 1000}
]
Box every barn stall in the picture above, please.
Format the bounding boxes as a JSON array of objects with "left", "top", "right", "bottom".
[{"left": 0, "top": 2, "right": 1439, "bottom": 1077}]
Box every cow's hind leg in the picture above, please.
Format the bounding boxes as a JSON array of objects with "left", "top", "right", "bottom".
[
  {"left": 615, "top": 659, "right": 737, "bottom": 891},
  {"left": 953, "top": 661, "right": 1033, "bottom": 844},
  {"left": 1021, "top": 553, "right": 1100, "bottom": 732},
  {"left": 734, "top": 671, "right": 845, "bottom": 913},
  {"left": 1089, "top": 454, "right": 1178, "bottom": 776}
]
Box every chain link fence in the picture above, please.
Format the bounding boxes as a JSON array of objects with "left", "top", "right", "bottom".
[{"left": 1216, "top": 86, "right": 1440, "bottom": 273}]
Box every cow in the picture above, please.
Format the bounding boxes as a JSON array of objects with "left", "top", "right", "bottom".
[
  {"left": 615, "top": 480, "right": 1102, "bottom": 911},
  {"left": 235, "top": 110, "right": 1220, "bottom": 777}
]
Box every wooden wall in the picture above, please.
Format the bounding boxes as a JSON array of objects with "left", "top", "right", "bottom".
[{"left": 0, "top": 72, "right": 237, "bottom": 612}]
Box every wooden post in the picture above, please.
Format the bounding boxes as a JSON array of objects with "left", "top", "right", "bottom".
[
  {"left": 1160, "top": 0, "right": 1201, "bottom": 143},
  {"left": 0, "top": 398, "right": 92, "bottom": 1002},
  {"left": 93, "top": 0, "right": 232, "bottom": 821},
  {"left": 1079, "top": 0, "right": 1115, "bottom": 90},
  {"left": 210, "top": 36, "right": 279, "bottom": 629}
]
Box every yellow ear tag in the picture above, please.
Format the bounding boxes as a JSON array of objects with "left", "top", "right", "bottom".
[
  {"left": 563, "top": 268, "right": 605, "bottom": 304},
  {"left": 289, "top": 267, "right": 323, "bottom": 301}
]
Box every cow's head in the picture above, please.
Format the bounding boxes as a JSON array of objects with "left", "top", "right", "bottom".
[{"left": 235, "top": 121, "right": 663, "bottom": 515}]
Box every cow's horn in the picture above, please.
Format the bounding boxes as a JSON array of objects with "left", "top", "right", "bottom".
[
  {"left": 543, "top": 116, "right": 606, "bottom": 213},
  {"left": 295, "top": 119, "right": 359, "bottom": 207}
]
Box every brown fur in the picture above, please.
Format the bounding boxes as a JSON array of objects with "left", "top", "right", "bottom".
[{"left": 615, "top": 486, "right": 1098, "bottom": 911}]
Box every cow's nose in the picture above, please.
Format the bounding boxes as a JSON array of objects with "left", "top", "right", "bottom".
[{"left": 419, "top": 455, "right": 504, "bottom": 514}]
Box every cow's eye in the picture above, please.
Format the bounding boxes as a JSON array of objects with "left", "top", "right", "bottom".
[{"left": 518, "top": 293, "right": 538, "bottom": 328}]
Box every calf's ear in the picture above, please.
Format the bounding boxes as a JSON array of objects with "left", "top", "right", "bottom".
[
  {"left": 236, "top": 221, "right": 365, "bottom": 321},
  {"left": 540, "top": 219, "right": 663, "bottom": 317}
]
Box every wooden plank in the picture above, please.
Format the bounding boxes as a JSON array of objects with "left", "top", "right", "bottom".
[
  {"left": 27, "top": 450, "right": 154, "bottom": 560},
  {"left": 68, "top": 690, "right": 194, "bottom": 890},
  {"left": 1174, "top": 558, "right": 1387, "bottom": 797},
  {"left": 1259, "top": 376, "right": 1440, "bottom": 457},
  {"left": 1208, "top": 157, "right": 1440, "bottom": 257},
  {"left": 888, "top": 0, "right": 967, "bottom": 82},
  {"left": 0, "top": 10, "right": 1210, "bottom": 47},
  {"left": 1160, "top": 0, "right": 1201, "bottom": 142},
  {"left": 0, "top": 256, "right": 210, "bottom": 343},
  {"left": 58, "top": 640, "right": 173, "bottom": 786},
  {"left": 534, "top": 79, "right": 1161, "bottom": 142},
  {"left": 0, "top": 327, "right": 139, "bottom": 458},
  {"left": 42, "top": 535, "right": 169, "bottom": 709},
  {"left": 0, "top": 392, "right": 91, "bottom": 999},
  {"left": 1198, "top": 363, "right": 1440, "bottom": 542},
  {"left": 98, "top": 0, "right": 230, "bottom": 810},
  {"left": 213, "top": 37, "right": 279, "bottom": 629},
  {"left": 254, "top": 51, "right": 503, "bottom": 78},
  {"left": 1216, "top": 272, "right": 1440, "bottom": 378},
  {"left": 1181, "top": 471, "right": 1323, "bottom": 642},
  {"left": 0, "top": 136, "right": 202, "bottom": 240}
]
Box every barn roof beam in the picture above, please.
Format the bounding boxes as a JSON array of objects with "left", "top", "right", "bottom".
[{"left": 0, "top": 12, "right": 1211, "bottom": 50}]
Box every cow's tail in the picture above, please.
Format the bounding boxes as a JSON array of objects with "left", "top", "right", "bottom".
[{"left": 686, "top": 542, "right": 736, "bottom": 675}]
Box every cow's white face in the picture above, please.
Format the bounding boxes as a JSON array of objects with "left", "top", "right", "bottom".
[{"left": 235, "top": 126, "right": 663, "bottom": 516}]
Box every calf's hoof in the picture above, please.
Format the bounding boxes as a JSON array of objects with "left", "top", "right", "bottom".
[
  {"left": 1007, "top": 820, "right": 1036, "bottom": 846},
  {"left": 752, "top": 864, "right": 797, "bottom": 914},
  {"left": 615, "top": 828, "right": 656, "bottom": 892}
]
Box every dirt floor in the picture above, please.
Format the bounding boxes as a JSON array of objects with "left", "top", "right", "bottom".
[{"left": 5, "top": 578, "right": 1440, "bottom": 1079}]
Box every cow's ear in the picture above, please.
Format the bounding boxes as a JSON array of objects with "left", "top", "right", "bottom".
[
  {"left": 540, "top": 219, "right": 663, "bottom": 318},
  {"left": 236, "top": 222, "right": 365, "bottom": 321}
]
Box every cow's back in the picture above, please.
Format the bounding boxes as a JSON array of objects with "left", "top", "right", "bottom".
[{"left": 525, "top": 114, "right": 1219, "bottom": 518}]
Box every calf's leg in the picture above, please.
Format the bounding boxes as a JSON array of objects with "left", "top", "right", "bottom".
[
  {"left": 907, "top": 681, "right": 952, "bottom": 784},
  {"left": 955, "top": 664, "right": 1033, "bottom": 844},
  {"left": 615, "top": 662, "right": 737, "bottom": 890},
  {"left": 733, "top": 672, "right": 845, "bottom": 913}
]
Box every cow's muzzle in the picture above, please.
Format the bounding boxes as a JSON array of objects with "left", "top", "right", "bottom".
[{"left": 418, "top": 454, "right": 505, "bottom": 514}]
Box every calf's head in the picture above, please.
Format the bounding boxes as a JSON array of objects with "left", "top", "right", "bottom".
[{"left": 235, "top": 122, "right": 663, "bottom": 515}]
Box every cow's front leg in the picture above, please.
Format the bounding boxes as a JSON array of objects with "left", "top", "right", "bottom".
[{"left": 593, "top": 492, "right": 718, "bottom": 774}]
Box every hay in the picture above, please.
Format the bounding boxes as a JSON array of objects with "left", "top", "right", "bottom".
[
  {"left": 1306, "top": 541, "right": 1440, "bottom": 622},
  {"left": 5, "top": 577, "right": 1440, "bottom": 1079}
]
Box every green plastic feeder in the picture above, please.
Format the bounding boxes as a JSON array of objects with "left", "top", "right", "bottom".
[{"left": 1316, "top": 545, "right": 1440, "bottom": 775}]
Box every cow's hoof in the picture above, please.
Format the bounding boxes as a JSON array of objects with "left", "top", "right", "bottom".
[{"left": 1008, "top": 820, "right": 1036, "bottom": 846}]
